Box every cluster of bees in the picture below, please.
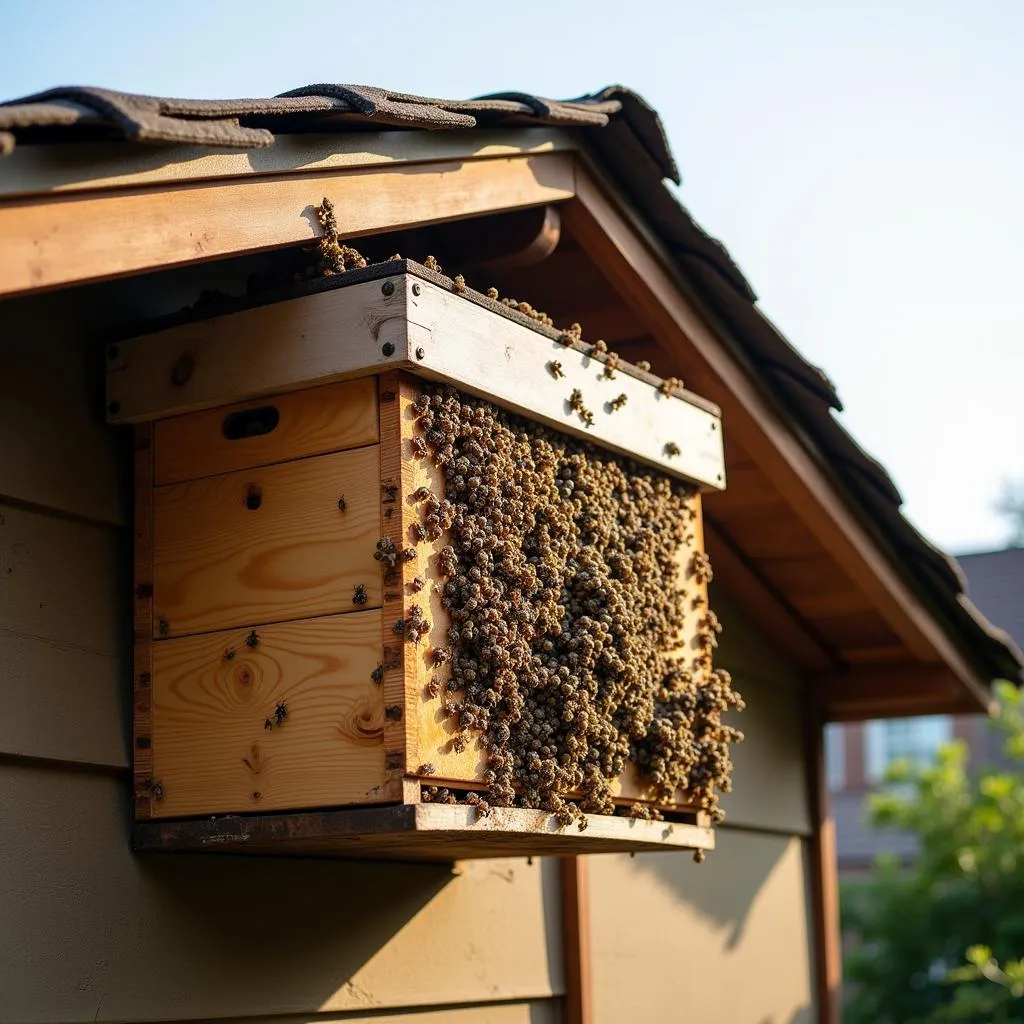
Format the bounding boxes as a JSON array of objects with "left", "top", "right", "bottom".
[{"left": 409, "top": 384, "right": 744, "bottom": 839}]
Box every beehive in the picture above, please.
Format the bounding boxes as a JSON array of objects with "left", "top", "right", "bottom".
[{"left": 110, "top": 261, "right": 736, "bottom": 860}]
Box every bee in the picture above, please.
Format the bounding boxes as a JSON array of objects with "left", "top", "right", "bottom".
[
  {"left": 452, "top": 734, "right": 467, "bottom": 754},
  {"left": 223, "top": 647, "right": 236, "bottom": 661},
  {"left": 385, "top": 507, "right": 395, "bottom": 518},
  {"left": 413, "top": 487, "right": 432, "bottom": 502},
  {"left": 425, "top": 677, "right": 443, "bottom": 699},
  {"left": 485, "top": 287, "right": 499, "bottom": 300},
  {"left": 610, "top": 393, "right": 628, "bottom": 412},
  {"left": 411, "top": 576, "right": 426, "bottom": 592},
  {"left": 245, "top": 630, "right": 260, "bottom": 649},
  {"left": 636, "top": 360, "right": 652, "bottom": 373},
  {"left": 157, "top": 617, "right": 170, "bottom": 636},
  {"left": 453, "top": 274, "right": 467, "bottom": 293},
  {"left": 382, "top": 483, "right": 399, "bottom": 503},
  {"left": 393, "top": 619, "right": 405, "bottom": 635},
  {"left": 658, "top": 376, "right": 682, "bottom": 397},
  {"left": 274, "top": 701, "right": 288, "bottom": 726},
  {"left": 410, "top": 437, "right": 428, "bottom": 458},
  {"left": 592, "top": 339, "right": 608, "bottom": 355},
  {"left": 602, "top": 352, "right": 620, "bottom": 380},
  {"left": 665, "top": 442, "right": 681, "bottom": 458},
  {"left": 423, "top": 255, "right": 442, "bottom": 273},
  {"left": 353, "top": 583, "right": 368, "bottom": 605},
  {"left": 371, "top": 664, "right": 384, "bottom": 683},
  {"left": 412, "top": 523, "right": 428, "bottom": 542},
  {"left": 418, "top": 762, "right": 437, "bottom": 776},
  {"left": 432, "top": 646, "right": 451, "bottom": 665},
  {"left": 401, "top": 547, "right": 417, "bottom": 562},
  {"left": 547, "top": 361, "right": 565, "bottom": 379},
  {"left": 693, "top": 849, "right": 706, "bottom": 865},
  {"left": 568, "top": 388, "right": 584, "bottom": 412},
  {"left": 264, "top": 718, "right": 273, "bottom": 731},
  {"left": 337, "top": 496, "right": 347, "bottom": 512},
  {"left": 140, "top": 778, "right": 164, "bottom": 800}
]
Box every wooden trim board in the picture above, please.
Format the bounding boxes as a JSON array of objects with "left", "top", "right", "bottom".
[
  {"left": 804, "top": 707, "right": 842, "bottom": 1024},
  {"left": 561, "top": 857, "right": 594, "bottom": 1024},
  {"left": 132, "top": 802, "right": 715, "bottom": 861},
  {"left": 0, "top": 151, "right": 575, "bottom": 297}
]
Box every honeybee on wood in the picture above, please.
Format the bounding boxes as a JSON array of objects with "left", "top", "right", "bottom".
[
  {"left": 548, "top": 361, "right": 565, "bottom": 379},
  {"left": 418, "top": 762, "right": 437, "bottom": 776},
  {"left": 353, "top": 583, "right": 368, "bottom": 605}
]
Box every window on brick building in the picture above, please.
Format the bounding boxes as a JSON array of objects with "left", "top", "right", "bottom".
[
  {"left": 864, "top": 715, "right": 952, "bottom": 783},
  {"left": 825, "top": 723, "right": 846, "bottom": 790}
]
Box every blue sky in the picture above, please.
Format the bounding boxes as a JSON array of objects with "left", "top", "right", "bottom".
[{"left": 2, "top": 0, "right": 1021, "bottom": 553}]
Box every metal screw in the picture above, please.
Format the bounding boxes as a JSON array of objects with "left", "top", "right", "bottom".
[
  {"left": 415, "top": 347, "right": 425, "bottom": 360},
  {"left": 382, "top": 342, "right": 395, "bottom": 357},
  {"left": 411, "top": 283, "right": 422, "bottom": 296},
  {"left": 381, "top": 280, "right": 395, "bottom": 296}
]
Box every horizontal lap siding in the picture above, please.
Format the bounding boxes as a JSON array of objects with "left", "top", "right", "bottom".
[
  {"left": 0, "top": 288, "right": 562, "bottom": 1024},
  {"left": 589, "top": 832, "right": 815, "bottom": 1024},
  {"left": 713, "top": 590, "right": 811, "bottom": 836},
  {"left": 1, "top": 763, "right": 562, "bottom": 1023}
]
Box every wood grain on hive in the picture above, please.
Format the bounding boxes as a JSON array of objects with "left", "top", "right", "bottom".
[{"left": 135, "top": 377, "right": 388, "bottom": 820}]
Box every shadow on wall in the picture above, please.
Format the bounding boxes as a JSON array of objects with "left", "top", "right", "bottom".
[
  {"left": 1, "top": 759, "right": 560, "bottom": 1023},
  {"left": 630, "top": 829, "right": 789, "bottom": 949},
  {"left": 138, "top": 850, "right": 453, "bottom": 995}
]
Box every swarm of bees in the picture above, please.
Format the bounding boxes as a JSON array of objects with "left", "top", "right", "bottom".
[
  {"left": 315, "top": 198, "right": 368, "bottom": 275},
  {"left": 408, "top": 383, "right": 744, "bottom": 836}
]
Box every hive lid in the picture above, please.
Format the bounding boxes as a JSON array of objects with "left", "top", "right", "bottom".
[{"left": 107, "top": 260, "right": 725, "bottom": 490}]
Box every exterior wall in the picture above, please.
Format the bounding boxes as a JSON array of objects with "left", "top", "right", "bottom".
[
  {"left": 0, "top": 274, "right": 818, "bottom": 1024},
  {"left": 589, "top": 592, "right": 818, "bottom": 1024}
]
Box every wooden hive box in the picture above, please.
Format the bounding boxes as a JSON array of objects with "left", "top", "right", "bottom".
[{"left": 109, "top": 261, "right": 734, "bottom": 861}]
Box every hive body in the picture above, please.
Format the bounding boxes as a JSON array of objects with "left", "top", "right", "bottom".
[{"left": 126, "top": 266, "right": 734, "bottom": 859}]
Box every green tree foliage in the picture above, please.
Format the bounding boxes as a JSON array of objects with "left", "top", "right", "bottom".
[{"left": 842, "top": 682, "right": 1024, "bottom": 1024}]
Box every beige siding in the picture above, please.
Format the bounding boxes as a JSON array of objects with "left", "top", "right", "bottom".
[
  {"left": 0, "top": 504, "right": 127, "bottom": 766},
  {"left": 0, "top": 274, "right": 818, "bottom": 1024},
  {"left": 1, "top": 763, "right": 561, "bottom": 1023},
  {"left": 589, "top": 833, "right": 815, "bottom": 1024},
  {"left": 714, "top": 592, "right": 811, "bottom": 836}
]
